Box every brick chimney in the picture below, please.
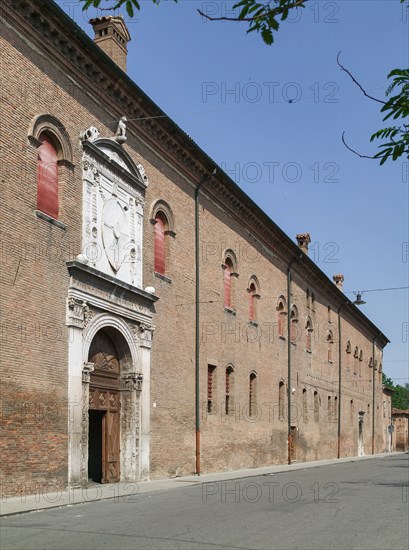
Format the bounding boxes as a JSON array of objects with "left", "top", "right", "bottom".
[
  {"left": 296, "top": 233, "right": 311, "bottom": 255},
  {"left": 333, "top": 274, "right": 344, "bottom": 291},
  {"left": 89, "top": 16, "right": 131, "bottom": 72}
]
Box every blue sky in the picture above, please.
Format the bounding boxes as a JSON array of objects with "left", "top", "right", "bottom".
[{"left": 60, "top": 0, "right": 408, "bottom": 384}]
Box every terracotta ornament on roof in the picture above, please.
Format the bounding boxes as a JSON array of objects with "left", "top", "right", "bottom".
[{"left": 115, "top": 116, "right": 127, "bottom": 144}]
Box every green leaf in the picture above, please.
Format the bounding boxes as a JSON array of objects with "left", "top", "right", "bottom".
[
  {"left": 126, "top": 1, "right": 134, "bottom": 17},
  {"left": 261, "top": 27, "right": 273, "bottom": 45}
]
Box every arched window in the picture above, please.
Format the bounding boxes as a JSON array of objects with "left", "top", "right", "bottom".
[
  {"left": 249, "top": 372, "right": 257, "bottom": 417},
  {"left": 290, "top": 305, "right": 298, "bottom": 343},
  {"left": 224, "top": 258, "right": 233, "bottom": 308},
  {"left": 279, "top": 381, "right": 285, "bottom": 420},
  {"left": 346, "top": 341, "right": 351, "bottom": 354},
  {"left": 334, "top": 396, "right": 338, "bottom": 421},
  {"left": 306, "top": 289, "right": 311, "bottom": 309},
  {"left": 225, "top": 365, "right": 234, "bottom": 415},
  {"left": 247, "top": 277, "right": 260, "bottom": 322},
  {"left": 222, "top": 250, "right": 238, "bottom": 310},
  {"left": 328, "top": 396, "right": 332, "bottom": 421},
  {"left": 305, "top": 317, "right": 313, "bottom": 352},
  {"left": 358, "top": 349, "right": 363, "bottom": 377},
  {"left": 314, "top": 391, "right": 320, "bottom": 423},
  {"left": 353, "top": 346, "right": 359, "bottom": 374},
  {"left": 150, "top": 200, "right": 175, "bottom": 277},
  {"left": 311, "top": 292, "right": 316, "bottom": 312},
  {"left": 327, "top": 331, "right": 334, "bottom": 363},
  {"left": 37, "top": 133, "right": 59, "bottom": 219},
  {"left": 302, "top": 388, "right": 308, "bottom": 423},
  {"left": 277, "top": 296, "right": 287, "bottom": 338},
  {"left": 154, "top": 211, "right": 167, "bottom": 274},
  {"left": 29, "top": 114, "right": 73, "bottom": 225}
]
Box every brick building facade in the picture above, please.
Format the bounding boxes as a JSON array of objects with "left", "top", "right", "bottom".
[{"left": 0, "top": 0, "right": 389, "bottom": 497}]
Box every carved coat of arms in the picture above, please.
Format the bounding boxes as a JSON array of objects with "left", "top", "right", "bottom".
[{"left": 102, "top": 198, "right": 129, "bottom": 272}]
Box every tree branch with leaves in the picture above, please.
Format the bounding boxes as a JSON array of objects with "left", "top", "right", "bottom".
[{"left": 80, "top": 0, "right": 409, "bottom": 165}]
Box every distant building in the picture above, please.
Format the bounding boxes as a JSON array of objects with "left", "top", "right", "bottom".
[
  {"left": 392, "top": 409, "right": 409, "bottom": 452},
  {"left": 1, "top": 0, "right": 390, "bottom": 497}
]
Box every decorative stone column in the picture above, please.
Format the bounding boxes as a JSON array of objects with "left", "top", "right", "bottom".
[
  {"left": 137, "top": 323, "right": 154, "bottom": 481},
  {"left": 66, "top": 297, "right": 89, "bottom": 486},
  {"left": 120, "top": 372, "right": 143, "bottom": 481},
  {"left": 81, "top": 362, "right": 94, "bottom": 484}
]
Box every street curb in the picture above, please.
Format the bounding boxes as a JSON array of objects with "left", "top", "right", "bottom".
[{"left": 0, "top": 452, "right": 406, "bottom": 517}]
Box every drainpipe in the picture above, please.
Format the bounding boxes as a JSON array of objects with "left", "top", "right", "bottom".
[
  {"left": 287, "top": 254, "right": 301, "bottom": 465},
  {"left": 337, "top": 301, "right": 349, "bottom": 459},
  {"left": 195, "top": 169, "right": 216, "bottom": 476},
  {"left": 371, "top": 333, "right": 381, "bottom": 455}
]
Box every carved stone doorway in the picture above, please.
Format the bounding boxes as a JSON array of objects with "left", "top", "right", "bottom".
[{"left": 88, "top": 330, "right": 121, "bottom": 483}]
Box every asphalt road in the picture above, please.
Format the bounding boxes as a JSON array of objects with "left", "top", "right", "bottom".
[{"left": 1, "top": 454, "right": 408, "bottom": 550}]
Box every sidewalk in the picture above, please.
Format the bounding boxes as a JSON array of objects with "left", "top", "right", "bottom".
[{"left": 0, "top": 452, "right": 402, "bottom": 517}]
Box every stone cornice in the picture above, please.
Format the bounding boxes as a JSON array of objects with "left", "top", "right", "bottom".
[
  {"left": 67, "top": 261, "right": 158, "bottom": 305},
  {"left": 4, "top": 0, "right": 388, "bottom": 347}
]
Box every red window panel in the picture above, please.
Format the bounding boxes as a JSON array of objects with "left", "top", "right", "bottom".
[
  {"left": 37, "top": 134, "right": 58, "bottom": 219},
  {"left": 224, "top": 262, "right": 231, "bottom": 308},
  {"left": 154, "top": 214, "right": 166, "bottom": 274},
  {"left": 278, "top": 313, "right": 283, "bottom": 337}
]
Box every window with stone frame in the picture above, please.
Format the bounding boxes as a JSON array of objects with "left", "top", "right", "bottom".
[
  {"left": 305, "top": 317, "right": 313, "bottom": 352},
  {"left": 279, "top": 381, "right": 285, "bottom": 420},
  {"left": 225, "top": 365, "right": 234, "bottom": 415},
  {"left": 207, "top": 365, "right": 217, "bottom": 413},
  {"left": 247, "top": 277, "right": 260, "bottom": 323},
  {"left": 154, "top": 211, "right": 168, "bottom": 275},
  {"left": 302, "top": 388, "right": 308, "bottom": 423},
  {"left": 327, "top": 331, "right": 334, "bottom": 363},
  {"left": 150, "top": 199, "right": 175, "bottom": 279},
  {"left": 277, "top": 296, "right": 287, "bottom": 338},
  {"left": 29, "top": 114, "right": 73, "bottom": 226},
  {"left": 290, "top": 305, "right": 299, "bottom": 343},
  {"left": 311, "top": 292, "right": 316, "bottom": 312},
  {"left": 222, "top": 250, "right": 238, "bottom": 311},
  {"left": 353, "top": 346, "right": 359, "bottom": 374},
  {"left": 37, "top": 132, "right": 59, "bottom": 219},
  {"left": 314, "top": 391, "right": 320, "bottom": 423},
  {"left": 249, "top": 372, "right": 257, "bottom": 417}
]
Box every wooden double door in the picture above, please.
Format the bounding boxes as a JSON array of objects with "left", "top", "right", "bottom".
[{"left": 88, "top": 330, "right": 120, "bottom": 484}]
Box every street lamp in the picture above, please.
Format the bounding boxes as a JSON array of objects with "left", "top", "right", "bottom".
[{"left": 353, "top": 291, "right": 366, "bottom": 305}]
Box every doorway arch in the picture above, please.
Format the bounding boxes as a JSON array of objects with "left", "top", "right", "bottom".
[
  {"left": 87, "top": 328, "right": 127, "bottom": 483},
  {"left": 84, "top": 319, "right": 137, "bottom": 484}
]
